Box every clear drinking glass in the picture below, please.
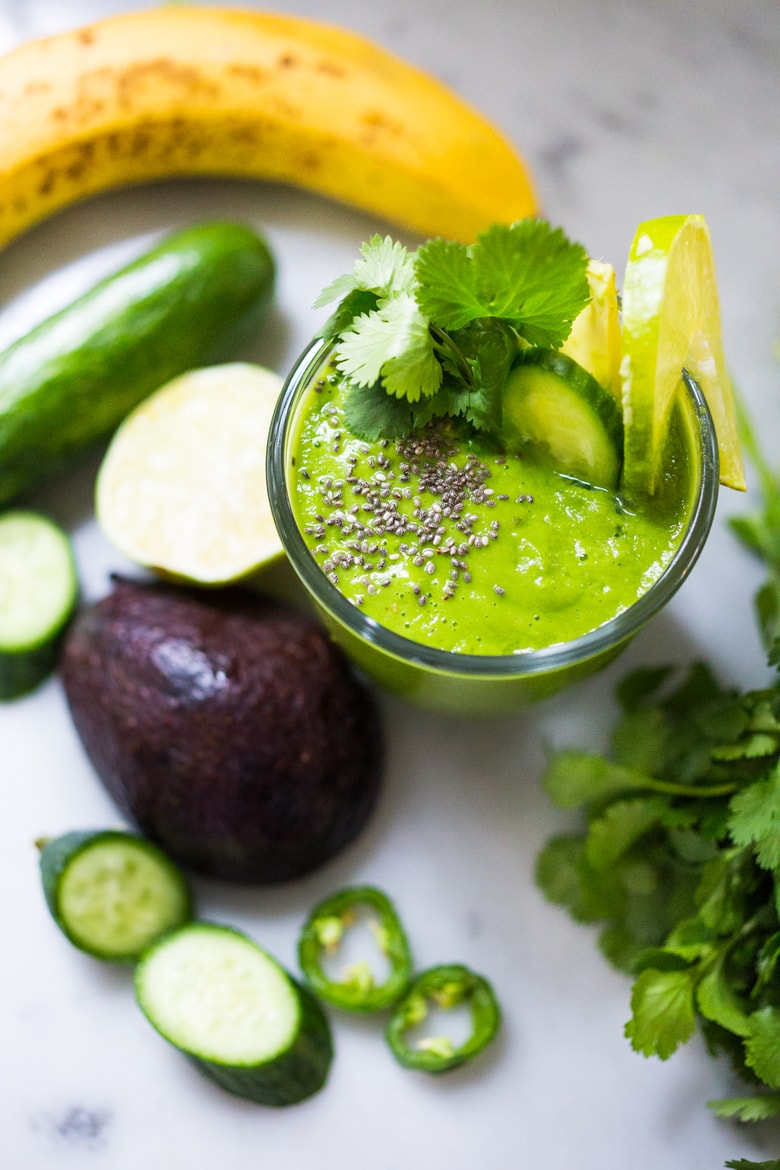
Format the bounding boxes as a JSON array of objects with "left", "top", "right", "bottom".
[{"left": 267, "top": 338, "right": 719, "bottom": 716}]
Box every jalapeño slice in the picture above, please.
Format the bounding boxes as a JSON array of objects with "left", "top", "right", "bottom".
[
  {"left": 298, "top": 885, "right": 412, "bottom": 1013},
  {"left": 385, "top": 963, "right": 501, "bottom": 1073}
]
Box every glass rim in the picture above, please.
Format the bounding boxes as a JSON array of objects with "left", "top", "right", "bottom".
[{"left": 267, "top": 336, "right": 720, "bottom": 680}]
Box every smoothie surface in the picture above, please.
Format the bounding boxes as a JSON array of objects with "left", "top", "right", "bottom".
[{"left": 288, "top": 359, "right": 694, "bottom": 656}]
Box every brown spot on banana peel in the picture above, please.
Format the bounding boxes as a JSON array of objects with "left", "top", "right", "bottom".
[
  {"left": 0, "top": 7, "right": 538, "bottom": 247},
  {"left": 316, "top": 59, "right": 348, "bottom": 80},
  {"left": 227, "top": 62, "right": 271, "bottom": 85},
  {"left": 360, "top": 110, "right": 406, "bottom": 148},
  {"left": 112, "top": 60, "right": 222, "bottom": 109}
]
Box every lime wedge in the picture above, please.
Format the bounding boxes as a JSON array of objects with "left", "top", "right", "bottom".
[
  {"left": 96, "top": 363, "right": 284, "bottom": 585},
  {"left": 562, "top": 258, "right": 622, "bottom": 400},
  {"left": 620, "top": 213, "right": 745, "bottom": 495}
]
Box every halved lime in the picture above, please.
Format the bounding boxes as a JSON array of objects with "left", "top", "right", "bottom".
[
  {"left": 96, "top": 363, "right": 284, "bottom": 585},
  {"left": 620, "top": 213, "right": 745, "bottom": 496}
]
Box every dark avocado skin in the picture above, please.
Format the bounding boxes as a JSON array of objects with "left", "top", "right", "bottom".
[{"left": 61, "top": 578, "right": 383, "bottom": 884}]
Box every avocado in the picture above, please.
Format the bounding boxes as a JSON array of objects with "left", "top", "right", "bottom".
[{"left": 60, "top": 577, "right": 383, "bottom": 884}]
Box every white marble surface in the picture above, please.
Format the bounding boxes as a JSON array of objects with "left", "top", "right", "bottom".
[{"left": 1, "top": 1, "right": 779, "bottom": 1167}]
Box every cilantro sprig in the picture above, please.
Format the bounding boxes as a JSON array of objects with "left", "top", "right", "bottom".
[
  {"left": 315, "top": 220, "right": 590, "bottom": 441},
  {"left": 730, "top": 388, "right": 780, "bottom": 668}
]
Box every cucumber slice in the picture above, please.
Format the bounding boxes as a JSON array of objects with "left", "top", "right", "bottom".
[
  {"left": 502, "top": 347, "right": 624, "bottom": 490},
  {"left": 0, "top": 510, "right": 78, "bottom": 699},
  {"left": 39, "top": 829, "right": 193, "bottom": 963},
  {"left": 134, "top": 923, "right": 333, "bottom": 1106}
]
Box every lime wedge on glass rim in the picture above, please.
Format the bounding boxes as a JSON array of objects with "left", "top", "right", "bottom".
[
  {"left": 96, "top": 362, "right": 284, "bottom": 585},
  {"left": 620, "top": 213, "right": 746, "bottom": 496},
  {"left": 562, "top": 258, "right": 622, "bottom": 400}
]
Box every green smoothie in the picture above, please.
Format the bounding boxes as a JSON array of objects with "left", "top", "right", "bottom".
[{"left": 288, "top": 357, "right": 694, "bottom": 658}]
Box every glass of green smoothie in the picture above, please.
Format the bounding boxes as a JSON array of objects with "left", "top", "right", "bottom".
[{"left": 267, "top": 335, "right": 719, "bottom": 717}]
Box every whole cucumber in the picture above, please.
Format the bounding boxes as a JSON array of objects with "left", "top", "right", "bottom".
[{"left": 0, "top": 221, "right": 276, "bottom": 504}]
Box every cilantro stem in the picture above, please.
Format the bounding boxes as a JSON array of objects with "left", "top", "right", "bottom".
[
  {"left": 734, "top": 383, "right": 778, "bottom": 499},
  {"left": 428, "top": 324, "right": 474, "bottom": 388},
  {"left": 642, "top": 777, "right": 739, "bottom": 799}
]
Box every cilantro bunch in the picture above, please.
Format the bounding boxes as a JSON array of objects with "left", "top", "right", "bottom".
[
  {"left": 535, "top": 386, "right": 780, "bottom": 1167},
  {"left": 315, "top": 219, "right": 589, "bottom": 441},
  {"left": 536, "top": 662, "right": 780, "bottom": 1127}
]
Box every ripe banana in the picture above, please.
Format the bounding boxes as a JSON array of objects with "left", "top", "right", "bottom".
[{"left": 0, "top": 7, "right": 538, "bottom": 249}]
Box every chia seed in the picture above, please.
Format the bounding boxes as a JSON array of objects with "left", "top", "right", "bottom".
[{"left": 298, "top": 383, "right": 531, "bottom": 607}]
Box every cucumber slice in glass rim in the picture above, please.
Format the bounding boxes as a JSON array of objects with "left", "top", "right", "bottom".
[{"left": 501, "top": 346, "right": 624, "bottom": 490}]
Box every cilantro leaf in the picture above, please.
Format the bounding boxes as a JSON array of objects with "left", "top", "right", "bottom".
[
  {"left": 745, "top": 1006, "right": 780, "bottom": 1088},
  {"left": 535, "top": 834, "right": 628, "bottom": 923},
  {"left": 615, "top": 664, "right": 675, "bottom": 711},
  {"left": 625, "top": 967, "right": 698, "bottom": 1059},
  {"left": 713, "top": 1094, "right": 780, "bottom": 1124},
  {"left": 584, "top": 798, "right": 663, "bottom": 871},
  {"left": 342, "top": 382, "right": 417, "bottom": 442},
  {"left": 696, "top": 952, "right": 752, "bottom": 1037},
  {"left": 352, "top": 234, "right": 416, "bottom": 298},
  {"left": 728, "top": 765, "right": 780, "bottom": 870},
  {"left": 611, "top": 707, "right": 671, "bottom": 772},
  {"left": 665, "top": 659, "right": 727, "bottom": 714},
  {"left": 414, "top": 219, "right": 590, "bottom": 348},
  {"left": 542, "top": 749, "right": 655, "bottom": 808},
  {"left": 427, "top": 378, "right": 503, "bottom": 433},
  {"left": 755, "top": 931, "right": 780, "bottom": 994},
  {"left": 413, "top": 238, "right": 487, "bottom": 330},
  {"left": 599, "top": 925, "right": 657, "bottom": 974},
  {"left": 314, "top": 234, "right": 415, "bottom": 307},
  {"left": 335, "top": 294, "right": 441, "bottom": 400},
  {"left": 379, "top": 313, "right": 442, "bottom": 403},
  {"left": 714, "top": 733, "right": 780, "bottom": 762},
  {"left": 318, "top": 288, "right": 379, "bottom": 341},
  {"left": 472, "top": 221, "right": 591, "bottom": 346},
  {"left": 633, "top": 940, "right": 712, "bottom": 972},
  {"left": 724, "top": 1158, "right": 780, "bottom": 1170},
  {"left": 312, "top": 270, "right": 359, "bottom": 310}
]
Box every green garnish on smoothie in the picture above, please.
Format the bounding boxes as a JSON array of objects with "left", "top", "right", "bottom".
[{"left": 315, "top": 220, "right": 592, "bottom": 442}]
